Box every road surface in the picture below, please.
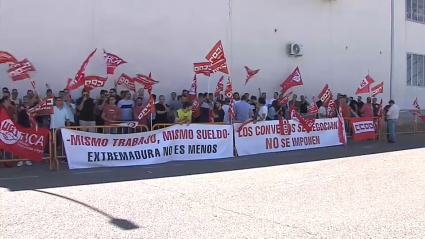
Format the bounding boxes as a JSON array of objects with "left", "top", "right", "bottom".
[{"left": 1, "top": 134, "right": 425, "bottom": 238}]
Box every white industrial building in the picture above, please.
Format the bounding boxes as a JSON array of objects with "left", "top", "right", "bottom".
[{"left": 0, "top": 0, "right": 423, "bottom": 109}]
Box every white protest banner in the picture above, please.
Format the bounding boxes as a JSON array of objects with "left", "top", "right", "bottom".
[
  {"left": 61, "top": 124, "right": 234, "bottom": 169},
  {"left": 234, "top": 118, "right": 344, "bottom": 156}
]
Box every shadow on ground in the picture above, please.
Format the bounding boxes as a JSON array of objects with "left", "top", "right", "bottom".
[{"left": 1, "top": 134, "right": 424, "bottom": 192}]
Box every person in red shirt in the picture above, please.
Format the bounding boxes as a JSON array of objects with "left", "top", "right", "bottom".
[
  {"left": 101, "top": 96, "right": 121, "bottom": 134},
  {"left": 361, "top": 97, "right": 374, "bottom": 117},
  {"left": 133, "top": 97, "right": 149, "bottom": 132}
]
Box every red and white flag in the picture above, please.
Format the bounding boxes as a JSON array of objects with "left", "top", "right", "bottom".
[
  {"left": 236, "top": 119, "right": 255, "bottom": 133},
  {"left": 413, "top": 98, "right": 421, "bottom": 114},
  {"left": 214, "top": 76, "right": 224, "bottom": 97},
  {"left": 112, "top": 122, "right": 139, "bottom": 128},
  {"left": 83, "top": 76, "right": 108, "bottom": 92},
  {"left": 318, "top": 84, "right": 333, "bottom": 107},
  {"left": 355, "top": 75, "right": 375, "bottom": 95},
  {"left": 350, "top": 117, "right": 375, "bottom": 142},
  {"left": 225, "top": 77, "right": 234, "bottom": 120},
  {"left": 103, "top": 49, "right": 127, "bottom": 75},
  {"left": 371, "top": 82, "right": 384, "bottom": 97},
  {"left": 27, "top": 97, "right": 54, "bottom": 117},
  {"left": 192, "top": 100, "right": 201, "bottom": 118},
  {"left": 7, "top": 59, "right": 35, "bottom": 81},
  {"left": 327, "top": 100, "right": 337, "bottom": 118},
  {"left": 134, "top": 73, "right": 159, "bottom": 89},
  {"left": 244, "top": 66, "right": 260, "bottom": 85},
  {"left": 193, "top": 62, "right": 212, "bottom": 76},
  {"left": 278, "top": 115, "right": 292, "bottom": 135},
  {"left": 117, "top": 73, "right": 135, "bottom": 92},
  {"left": 290, "top": 107, "right": 314, "bottom": 133},
  {"left": 206, "top": 40, "right": 229, "bottom": 74},
  {"left": 337, "top": 104, "right": 347, "bottom": 146},
  {"left": 307, "top": 96, "right": 319, "bottom": 115},
  {"left": 74, "top": 48, "right": 97, "bottom": 85},
  {"left": 0, "top": 51, "right": 18, "bottom": 64},
  {"left": 0, "top": 109, "right": 50, "bottom": 162},
  {"left": 188, "top": 74, "right": 197, "bottom": 101},
  {"left": 278, "top": 91, "right": 292, "bottom": 106},
  {"left": 31, "top": 81, "right": 36, "bottom": 90},
  {"left": 137, "top": 96, "right": 155, "bottom": 120},
  {"left": 280, "top": 67, "right": 303, "bottom": 95}
]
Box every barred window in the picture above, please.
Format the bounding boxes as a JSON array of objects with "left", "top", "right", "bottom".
[{"left": 407, "top": 53, "right": 425, "bottom": 87}]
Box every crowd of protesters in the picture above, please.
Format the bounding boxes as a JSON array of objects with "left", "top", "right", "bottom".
[{"left": 0, "top": 84, "right": 400, "bottom": 167}]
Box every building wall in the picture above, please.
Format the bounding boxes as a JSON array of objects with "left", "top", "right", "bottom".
[
  {"left": 0, "top": 0, "right": 391, "bottom": 103},
  {"left": 393, "top": 0, "right": 425, "bottom": 109}
]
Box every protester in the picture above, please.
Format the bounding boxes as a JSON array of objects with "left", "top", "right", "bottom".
[
  {"left": 267, "top": 100, "right": 279, "bottom": 120},
  {"left": 133, "top": 97, "right": 149, "bottom": 131},
  {"left": 234, "top": 95, "right": 252, "bottom": 122},
  {"left": 357, "top": 96, "right": 364, "bottom": 117},
  {"left": 288, "top": 94, "right": 300, "bottom": 112},
  {"left": 154, "top": 95, "right": 169, "bottom": 124},
  {"left": 299, "top": 95, "right": 310, "bottom": 114},
  {"left": 167, "top": 92, "right": 181, "bottom": 123},
  {"left": 386, "top": 100, "right": 400, "bottom": 143},
  {"left": 63, "top": 94, "right": 77, "bottom": 126},
  {"left": 10, "top": 89, "right": 21, "bottom": 106},
  {"left": 255, "top": 97, "right": 268, "bottom": 122},
  {"left": 175, "top": 101, "right": 192, "bottom": 125},
  {"left": 316, "top": 100, "right": 327, "bottom": 118},
  {"left": 360, "top": 97, "right": 374, "bottom": 117},
  {"left": 372, "top": 98, "right": 379, "bottom": 117},
  {"left": 76, "top": 90, "right": 96, "bottom": 132},
  {"left": 249, "top": 96, "right": 257, "bottom": 116},
  {"left": 222, "top": 98, "right": 230, "bottom": 124},
  {"left": 211, "top": 100, "right": 225, "bottom": 122},
  {"left": 51, "top": 98, "right": 70, "bottom": 163},
  {"left": 233, "top": 92, "right": 241, "bottom": 104},
  {"left": 117, "top": 91, "right": 134, "bottom": 122},
  {"left": 102, "top": 95, "right": 121, "bottom": 133}
]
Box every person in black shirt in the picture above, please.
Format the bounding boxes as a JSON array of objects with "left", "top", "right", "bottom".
[
  {"left": 154, "top": 95, "right": 170, "bottom": 124},
  {"left": 17, "top": 96, "right": 32, "bottom": 128},
  {"left": 109, "top": 88, "right": 122, "bottom": 102},
  {"left": 250, "top": 96, "right": 257, "bottom": 116},
  {"left": 76, "top": 90, "right": 96, "bottom": 132},
  {"left": 348, "top": 97, "right": 358, "bottom": 113},
  {"left": 211, "top": 100, "right": 225, "bottom": 122},
  {"left": 356, "top": 96, "right": 364, "bottom": 117},
  {"left": 372, "top": 97, "right": 379, "bottom": 117},
  {"left": 299, "top": 95, "right": 310, "bottom": 114}
]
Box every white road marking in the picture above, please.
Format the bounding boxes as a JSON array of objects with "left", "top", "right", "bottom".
[
  {"left": 0, "top": 175, "right": 40, "bottom": 181},
  {"left": 73, "top": 170, "right": 111, "bottom": 175}
]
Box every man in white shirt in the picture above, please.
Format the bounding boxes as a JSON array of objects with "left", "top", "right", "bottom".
[
  {"left": 386, "top": 100, "right": 400, "bottom": 143},
  {"left": 222, "top": 98, "right": 231, "bottom": 124},
  {"left": 254, "top": 97, "right": 268, "bottom": 122}
]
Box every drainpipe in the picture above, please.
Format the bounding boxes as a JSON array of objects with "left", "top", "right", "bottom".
[{"left": 390, "top": 0, "right": 395, "bottom": 100}]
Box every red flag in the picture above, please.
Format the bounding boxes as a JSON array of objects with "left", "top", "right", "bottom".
[
  {"left": 278, "top": 91, "right": 292, "bottom": 106},
  {"left": 206, "top": 40, "right": 226, "bottom": 63},
  {"left": 210, "top": 58, "right": 229, "bottom": 75},
  {"left": 103, "top": 49, "right": 127, "bottom": 74},
  {"left": 214, "top": 76, "right": 224, "bottom": 97},
  {"left": 206, "top": 40, "right": 229, "bottom": 75},
  {"left": 82, "top": 76, "right": 108, "bottom": 92},
  {"left": 209, "top": 111, "right": 214, "bottom": 123},
  {"left": 193, "top": 62, "right": 212, "bottom": 76},
  {"left": 236, "top": 119, "right": 254, "bottom": 133},
  {"left": 192, "top": 100, "right": 201, "bottom": 118},
  {"left": 280, "top": 67, "right": 303, "bottom": 95},
  {"left": 74, "top": 48, "right": 97, "bottom": 85},
  {"left": 337, "top": 104, "right": 347, "bottom": 146},
  {"left": 290, "top": 108, "right": 314, "bottom": 133},
  {"left": 188, "top": 74, "right": 197, "bottom": 101},
  {"left": 27, "top": 97, "right": 54, "bottom": 117},
  {"left": 278, "top": 115, "right": 292, "bottom": 135},
  {"left": 225, "top": 77, "right": 234, "bottom": 119},
  {"left": 355, "top": 75, "right": 375, "bottom": 95},
  {"left": 307, "top": 96, "right": 319, "bottom": 115},
  {"left": 117, "top": 73, "right": 135, "bottom": 92},
  {"left": 318, "top": 84, "right": 333, "bottom": 107},
  {"left": 134, "top": 73, "right": 159, "bottom": 89},
  {"left": 0, "top": 51, "right": 18, "bottom": 64},
  {"left": 137, "top": 95, "right": 155, "bottom": 120},
  {"left": 413, "top": 98, "right": 421, "bottom": 114},
  {"left": 0, "top": 108, "right": 50, "bottom": 161},
  {"left": 7, "top": 59, "right": 35, "bottom": 81},
  {"left": 31, "top": 81, "right": 36, "bottom": 90},
  {"left": 371, "top": 82, "right": 384, "bottom": 97},
  {"left": 244, "top": 66, "right": 260, "bottom": 85},
  {"left": 327, "top": 100, "right": 336, "bottom": 118},
  {"left": 419, "top": 115, "right": 425, "bottom": 124}
]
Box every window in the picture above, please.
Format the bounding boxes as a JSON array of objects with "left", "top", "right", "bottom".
[
  {"left": 407, "top": 53, "right": 425, "bottom": 87},
  {"left": 407, "top": 0, "right": 425, "bottom": 23}
]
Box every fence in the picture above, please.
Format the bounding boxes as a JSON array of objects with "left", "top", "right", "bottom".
[{"left": 1, "top": 117, "right": 424, "bottom": 171}]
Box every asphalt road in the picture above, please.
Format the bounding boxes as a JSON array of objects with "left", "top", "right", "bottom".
[{"left": 1, "top": 134, "right": 425, "bottom": 238}]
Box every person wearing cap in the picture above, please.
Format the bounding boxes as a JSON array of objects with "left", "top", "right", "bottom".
[{"left": 386, "top": 100, "right": 400, "bottom": 143}]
